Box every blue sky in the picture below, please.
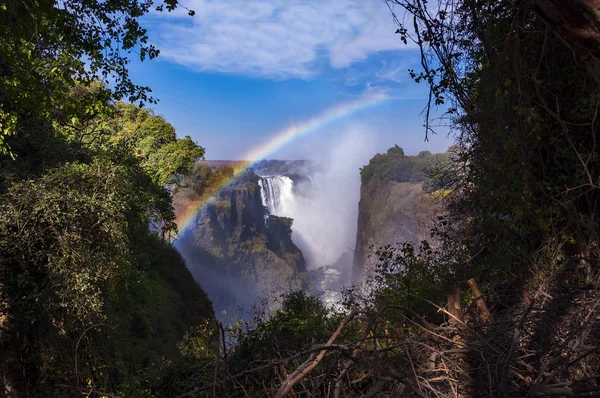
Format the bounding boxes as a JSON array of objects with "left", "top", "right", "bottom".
[{"left": 129, "top": 0, "right": 453, "bottom": 160}]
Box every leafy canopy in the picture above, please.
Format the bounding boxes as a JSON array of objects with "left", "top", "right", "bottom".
[
  {"left": 107, "top": 102, "right": 205, "bottom": 185},
  {"left": 0, "top": 0, "right": 193, "bottom": 155},
  {"left": 360, "top": 144, "right": 449, "bottom": 185}
]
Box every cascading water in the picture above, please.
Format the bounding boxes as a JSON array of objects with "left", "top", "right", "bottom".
[
  {"left": 259, "top": 174, "right": 355, "bottom": 269},
  {"left": 258, "top": 176, "right": 295, "bottom": 216},
  {"left": 258, "top": 174, "right": 354, "bottom": 307}
]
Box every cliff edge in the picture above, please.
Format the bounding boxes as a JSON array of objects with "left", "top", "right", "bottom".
[
  {"left": 352, "top": 146, "right": 447, "bottom": 279},
  {"left": 172, "top": 167, "right": 310, "bottom": 315}
]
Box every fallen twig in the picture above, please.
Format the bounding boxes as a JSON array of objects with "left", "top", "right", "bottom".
[{"left": 274, "top": 310, "right": 359, "bottom": 398}]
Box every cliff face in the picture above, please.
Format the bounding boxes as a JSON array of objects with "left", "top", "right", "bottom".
[
  {"left": 173, "top": 171, "right": 309, "bottom": 314},
  {"left": 352, "top": 146, "right": 446, "bottom": 279},
  {"left": 352, "top": 180, "right": 434, "bottom": 278}
]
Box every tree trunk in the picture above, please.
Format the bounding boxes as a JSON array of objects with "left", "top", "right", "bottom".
[
  {"left": 534, "top": 0, "right": 600, "bottom": 84},
  {"left": 468, "top": 278, "right": 491, "bottom": 324},
  {"left": 447, "top": 285, "right": 463, "bottom": 325}
]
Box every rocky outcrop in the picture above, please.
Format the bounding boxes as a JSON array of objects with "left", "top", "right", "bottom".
[
  {"left": 173, "top": 171, "right": 309, "bottom": 315},
  {"left": 352, "top": 146, "right": 447, "bottom": 279},
  {"left": 352, "top": 180, "right": 435, "bottom": 278}
]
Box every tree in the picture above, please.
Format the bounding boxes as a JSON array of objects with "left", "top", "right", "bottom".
[
  {"left": 107, "top": 102, "right": 205, "bottom": 185},
  {"left": 0, "top": 90, "right": 209, "bottom": 395},
  {"left": 533, "top": 0, "right": 600, "bottom": 84},
  {"left": 0, "top": 0, "right": 193, "bottom": 155},
  {"left": 0, "top": 0, "right": 213, "bottom": 395},
  {"left": 382, "top": 0, "right": 600, "bottom": 394}
]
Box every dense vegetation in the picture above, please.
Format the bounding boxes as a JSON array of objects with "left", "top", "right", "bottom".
[
  {"left": 0, "top": 0, "right": 214, "bottom": 395},
  {"left": 0, "top": 82, "right": 214, "bottom": 395},
  {"left": 4, "top": 0, "right": 600, "bottom": 396},
  {"left": 179, "top": 163, "right": 235, "bottom": 199},
  {"left": 360, "top": 145, "right": 448, "bottom": 185}
]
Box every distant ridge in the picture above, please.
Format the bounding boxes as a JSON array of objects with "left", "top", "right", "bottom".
[
  {"left": 201, "top": 159, "right": 312, "bottom": 168},
  {"left": 201, "top": 160, "right": 250, "bottom": 168}
]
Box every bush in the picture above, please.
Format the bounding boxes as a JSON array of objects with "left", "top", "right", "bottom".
[{"left": 360, "top": 145, "right": 449, "bottom": 185}]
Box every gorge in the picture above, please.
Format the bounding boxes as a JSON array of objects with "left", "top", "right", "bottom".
[
  {"left": 4, "top": 0, "right": 599, "bottom": 393},
  {"left": 172, "top": 146, "right": 448, "bottom": 316}
]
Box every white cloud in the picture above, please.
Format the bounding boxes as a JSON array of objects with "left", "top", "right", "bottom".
[{"left": 149, "top": 0, "right": 410, "bottom": 78}]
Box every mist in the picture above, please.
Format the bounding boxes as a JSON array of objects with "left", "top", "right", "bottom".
[
  {"left": 175, "top": 128, "right": 378, "bottom": 319},
  {"left": 280, "top": 128, "right": 376, "bottom": 268}
]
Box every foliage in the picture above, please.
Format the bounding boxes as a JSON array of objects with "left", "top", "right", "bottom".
[
  {"left": 106, "top": 103, "right": 205, "bottom": 185},
  {"left": 179, "top": 163, "right": 234, "bottom": 196},
  {"left": 230, "top": 291, "right": 333, "bottom": 368},
  {"left": 0, "top": 78, "right": 208, "bottom": 397},
  {"left": 110, "top": 234, "right": 214, "bottom": 396},
  {"left": 0, "top": 0, "right": 194, "bottom": 156},
  {"left": 371, "top": 241, "right": 454, "bottom": 321},
  {"left": 219, "top": 291, "right": 347, "bottom": 395},
  {"left": 0, "top": 161, "right": 130, "bottom": 327},
  {"left": 173, "top": 246, "right": 457, "bottom": 397},
  {"left": 385, "top": 0, "right": 600, "bottom": 288},
  {"left": 0, "top": 157, "right": 213, "bottom": 395},
  {"left": 0, "top": 0, "right": 215, "bottom": 393},
  {"left": 360, "top": 144, "right": 449, "bottom": 185}
]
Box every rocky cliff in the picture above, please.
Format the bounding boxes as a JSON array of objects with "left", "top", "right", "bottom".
[
  {"left": 172, "top": 169, "right": 310, "bottom": 315},
  {"left": 352, "top": 146, "right": 447, "bottom": 279}
]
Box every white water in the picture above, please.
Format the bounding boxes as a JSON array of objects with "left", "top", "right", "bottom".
[
  {"left": 259, "top": 173, "right": 358, "bottom": 307},
  {"left": 258, "top": 176, "right": 295, "bottom": 215},
  {"left": 258, "top": 174, "right": 351, "bottom": 268},
  {"left": 257, "top": 130, "right": 376, "bottom": 305},
  {"left": 258, "top": 175, "right": 320, "bottom": 266}
]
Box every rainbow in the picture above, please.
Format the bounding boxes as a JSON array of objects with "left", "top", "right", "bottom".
[{"left": 174, "top": 92, "right": 389, "bottom": 237}]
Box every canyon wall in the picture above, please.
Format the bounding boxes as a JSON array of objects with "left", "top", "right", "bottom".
[
  {"left": 173, "top": 170, "right": 310, "bottom": 315},
  {"left": 352, "top": 146, "right": 447, "bottom": 279}
]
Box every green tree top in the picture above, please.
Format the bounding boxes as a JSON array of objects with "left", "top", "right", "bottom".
[
  {"left": 106, "top": 102, "right": 205, "bottom": 186},
  {"left": 0, "top": 0, "right": 192, "bottom": 155},
  {"left": 360, "top": 145, "right": 448, "bottom": 185}
]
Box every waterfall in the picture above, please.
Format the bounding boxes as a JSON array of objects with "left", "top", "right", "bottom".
[
  {"left": 258, "top": 173, "right": 358, "bottom": 307},
  {"left": 258, "top": 176, "right": 295, "bottom": 215},
  {"left": 258, "top": 174, "right": 352, "bottom": 269}
]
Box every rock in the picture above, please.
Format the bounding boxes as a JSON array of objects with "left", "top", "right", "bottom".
[
  {"left": 173, "top": 170, "right": 310, "bottom": 317},
  {"left": 352, "top": 147, "right": 447, "bottom": 280}
]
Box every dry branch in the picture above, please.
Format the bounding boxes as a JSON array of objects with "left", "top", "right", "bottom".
[
  {"left": 274, "top": 310, "right": 359, "bottom": 398},
  {"left": 176, "top": 344, "right": 354, "bottom": 398},
  {"left": 468, "top": 278, "right": 491, "bottom": 324}
]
